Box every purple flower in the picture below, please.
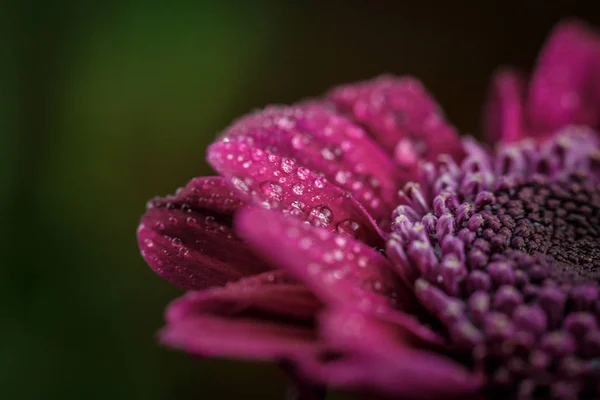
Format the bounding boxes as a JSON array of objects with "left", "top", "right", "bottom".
[{"left": 137, "top": 20, "right": 600, "bottom": 399}]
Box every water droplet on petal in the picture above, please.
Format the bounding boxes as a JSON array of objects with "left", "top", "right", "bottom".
[
  {"left": 260, "top": 181, "right": 283, "bottom": 200},
  {"left": 336, "top": 219, "right": 365, "bottom": 240},
  {"left": 171, "top": 237, "right": 182, "bottom": 247},
  {"left": 186, "top": 216, "right": 197, "bottom": 226},
  {"left": 308, "top": 205, "right": 333, "bottom": 227},
  {"left": 297, "top": 167, "right": 311, "bottom": 180},
  {"left": 314, "top": 176, "right": 327, "bottom": 189},
  {"left": 291, "top": 134, "right": 307, "bottom": 149},
  {"left": 292, "top": 184, "right": 305, "bottom": 195},
  {"left": 280, "top": 158, "right": 295, "bottom": 173}
]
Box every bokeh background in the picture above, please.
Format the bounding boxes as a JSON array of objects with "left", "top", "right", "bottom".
[{"left": 3, "top": 1, "right": 600, "bottom": 399}]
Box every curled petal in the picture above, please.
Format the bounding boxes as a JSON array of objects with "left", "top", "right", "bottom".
[
  {"left": 207, "top": 141, "right": 384, "bottom": 247},
  {"left": 161, "top": 315, "right": 316, "bottom": 361},
  {"left": 220, "top": 104, "right": 399, "bottom": 223},
  {"left": 298, "top": 308, "right": 483, "bottom": 399},
  {"left": 161, "top": 270, "right": 320, "bottom": 360},
  {"left": 483, "top": 68, "right": 528, "bottom": 144},
  {"left": 328, "top": 75, "right": 464, "bottom": 166},
  {"left": 166, "top": 270, "right": 321, "bottom": 324},
  {"left": 527, "top": 19, "right": 600, "bottom": 132},
  {"left": 137, "top": 177, "right": 269, "bottom": 290}
]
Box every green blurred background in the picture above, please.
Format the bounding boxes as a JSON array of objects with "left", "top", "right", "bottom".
[{"left": 2, "top": 1, "right": 600, "bottom": 399}]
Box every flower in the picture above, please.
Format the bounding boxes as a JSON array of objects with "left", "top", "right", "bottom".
[{"left": 137, "top": 19, "right": 600, "bottom": 399}]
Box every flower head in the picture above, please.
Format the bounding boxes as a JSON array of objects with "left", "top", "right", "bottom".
[{"left": 137, "top": 19, "right": 600, "bottom": 399}]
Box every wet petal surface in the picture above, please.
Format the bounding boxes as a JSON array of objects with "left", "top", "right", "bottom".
[
  {"left": 329, "top": 75, "right": 465, "bottom": 167},
  {"left": 208, "top": 141, "right": 384, "bottom": 247},
  {"left": 220, "top": 104, "right": 399, "bottom": 223},
  {"left": 236, "top": 207, "right": 415, "bottom": 314},
  {"left": 137, "top": 177, "right": 269, "bottom": 290}
]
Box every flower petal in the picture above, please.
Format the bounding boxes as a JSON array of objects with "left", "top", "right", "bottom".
[
  {"left": 166, "top": 270, "right": 321, "bottom": 324},
  {"left": 527, "top": 19, "right": 600, "bottom": 132},
  {"left": 161, "top": 315, "right": 317, "bottom": 360},
  {"left": 328, "top": 75, "right": 464, "bottom": 167},
  {"left": 236, "top": 206, "right": 411, "bottom": 313},
  {"left": 207, "top": 141, "right": 384, "bottom": 247},
  {"left": 300, "top": 308, "right": 483, "bottom": 399},
  {"left": 137, "top": 176, "right": 269, "bottom": 290},
  {"left": 219, "top": 104, "right": 399, "bottom": 224},
  {"left": 160, "top": 270, "right": 320, "bottom": 360},
  {"left": 483, "top": 68, "right": 528, "bottom": 144}
]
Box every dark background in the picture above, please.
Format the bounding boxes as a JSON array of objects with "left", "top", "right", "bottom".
[{"left": 3, "top": 1, "right": 600, "bottom": 399}]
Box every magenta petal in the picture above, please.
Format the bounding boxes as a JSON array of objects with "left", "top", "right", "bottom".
[
  {"left": 299, "top": 308, "right": 483, "bottom": 399},
  {"left": 220, "top": 104, "right": 399, "bottom": 224},
  {"left": 161, "top": 316, "right": 317, "bottom": 360},
  {"left": 160, "top": 270, "right": 320, "bottom": 360},
  {"left": 527, "top": 19, "right": 600, "bottom": 132},
  {"left": 137, "top": 177, "right": 269, "bottom": 290},
  {"left": 483, "top": 68, "right": 528, "bottom": 144},
  {"left": 166, "top": 270, "right": 321, "bottom": 324},
  {"left": 236, "top": 207, "right": 416, "bottom": 314},
  {"left": 207, "top": 141, "right": 384, "bottom": 247},
  {"left": 328, "top": 75, "right": 465, "bottom": 167}
]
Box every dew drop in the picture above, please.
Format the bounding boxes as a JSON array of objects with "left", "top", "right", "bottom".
[
  {"left": 335, "top": 170, "right": 351, "bottom": 185},
  {"left": 292, "top": 184, "right": 305, "bottom": 195},
  {"left": 260, "top": 181, "right": 284, "bottom": 200},
  {"left": 321, "top": 145, "right": 343, "bottom": 160},
  {"left": 251, "top": 148, "right": 265, "bottom": 161},
  {"left": 291, "top": 134, "right": 307, "bottom": 149},
  {"left": 297, "top": 167, "right": 311, "bottom": 180},
  {"left": 358, "top": 256, "right": 369, "bottom": 268},
  {"left": 280, "top": 158, "right": 295, "bottom": 174},
  {"left": 155, "top": 221, "right": 166, "bottom": 231},
  {"left": 336, "top": 219, "right": 365, "bottom": 240},
  {"left": 168, "top": 217, "right": 178, "bottom": 225},
  {"left": 314, "top": 176, "right": 327, "bottom": 189},
  {"left": 308, "top": 205, "right": 333, "bottom": 227},
  {"left": 144, "top": 238, "right": 154, "bottom": 248},
  {"left": 232, "top": 177, "right": 249, "bottom": 192},
  {"left": 171, "top": 237, "right": 183, "bottom": 247},
  {"left": 186, "top": 216, "right": 197, "bottom": 226},
  {"left": 179, "top": 247, "right": 189, "bottom": 256}
]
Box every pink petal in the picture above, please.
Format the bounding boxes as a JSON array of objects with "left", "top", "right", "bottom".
[
  {"left": 328, "top": 75, "right": 465, "bottom": 168},
  {"left": 299, "top": 308, "right": 483, "bottom": 399},
  {"left": 220, "top": 104, "right": 399, "bottom": 224},
  {"left": 236, "top": 206, "right": 412, "bottom": 314},
  {"left": 483, "top": 68, "right": 528, "bottom": 144},
  {"left": 137, "top": 176, "right": 269, "bottom": 290},
  {"left": 160, "top": 270, "right": 320, "bottom": 360},
  {"left": 207, "top": 141, "right": 385, "bottom": 247},
  {"left": 166, "top": 270, "right": 321, "bottom": 324},
  {"left": 161, "top": 316, "right": 317, "bottom": 360},
  {"left": 527, "top": 19, "right": 600, "bottom": 132}
]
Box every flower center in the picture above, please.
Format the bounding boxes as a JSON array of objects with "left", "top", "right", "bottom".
[
  {"left": 388, "top": 131, "right": 600, "bottom": 399},
  {"left": 481, "top": 173, "right": 600, "bottom": 284}
]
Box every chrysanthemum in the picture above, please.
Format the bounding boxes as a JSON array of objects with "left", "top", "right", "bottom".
[{"left": 137, "top": 19, "right": 600, "bottom": 399}]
